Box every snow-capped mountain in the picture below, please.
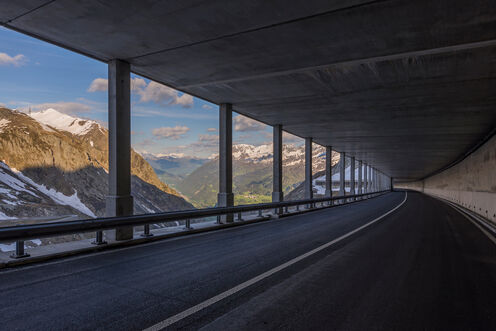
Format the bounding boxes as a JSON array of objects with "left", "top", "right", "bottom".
[
  {"left": 29, "top": 108, "right": 103, "bottom": 136},
  {"left": 231, "top": 143, "right": 326, "bottom": 170},
  {"left": 286, "top": 158, "right": 362, "bottom": 200},
  {"left": 0, "top": 106, "right": 193, "bottom": 222},
  {"left": 173, "top": 143, "right": 336, "bottom": 207}
]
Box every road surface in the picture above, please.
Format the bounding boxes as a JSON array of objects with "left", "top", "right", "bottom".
[{"left": 0, "top": 191, "right": 494, "bottom": 330}]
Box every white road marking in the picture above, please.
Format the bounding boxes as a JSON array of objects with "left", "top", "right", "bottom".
[
  {"left": 143, "top": 192, "right": 408, "bottom": 331},
  {"left": 439, "top": 198, "right": 496, "bottom": 246}
]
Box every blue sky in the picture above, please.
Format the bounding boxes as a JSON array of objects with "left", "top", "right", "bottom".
[{"left": 0, "top": 26, "right": 290, "bottom": 158}]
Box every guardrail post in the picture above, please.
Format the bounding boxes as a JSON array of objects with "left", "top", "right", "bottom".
[
  {"left": 184, "top": 219, "right": 193, "bottom": 230},
  {"left": 10, "top": 241, "right": 29, "bottom": 259},
  {"left": 284, "top": 206, "right": 289, "bottom": 214},
  {"left": 237, "top": 212, "right": 243, "bottom": 221},
  {"left": 92, "top": 231, "right": 107, "bottom": 245},
  {"left": 258, "top": 210, "right": 263, "bottom": 217},
  {"left": 141, "top": 224, "right": 153, "bottom": 237}
]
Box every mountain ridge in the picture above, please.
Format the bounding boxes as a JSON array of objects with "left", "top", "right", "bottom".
[
  {"left": 0, "top": 107, "right": 192, "bottom": 220},
  {"left": 172, "top": 143, "right": 340, "bottom": 207}
]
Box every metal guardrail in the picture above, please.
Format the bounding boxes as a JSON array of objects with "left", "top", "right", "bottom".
[{"left": 1, "top": 190, "right": 390, "bottom": 258}]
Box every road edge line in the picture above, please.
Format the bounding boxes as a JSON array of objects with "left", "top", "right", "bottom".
[
  {"left": 143, "top": 191, "right": 408, "bottom": 331},
  {"left": 431, "top": 195, "right": 496, "bottom": 246}
]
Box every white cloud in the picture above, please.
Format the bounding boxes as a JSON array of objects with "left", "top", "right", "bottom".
[
  {"left": 198, "top": 134, "right": 219, "bottom": 142},
  {"left": 137, "top": 81, "right": 193, "bottom": 108},
  {"left": 152, "top": 125, "right": 190, "bottom": 140},
  {"left": 87, "top": 77, "right": 146, "bottom": 93},
  {"left": 132, "top": 107, "right": 216, "bottom": 120},
  {"left": 233, "top": 115, "right": 265, "bottom": 132},
  {"left": 131, "top": 78, "right": 146, "bottom": 92},
  {"left": 0, "top": 53, "right": 26, "bottom": 66},
  {"left": 87, "top": 77, "right": 193, "bottom": 107},
  {"left": 87, "top": 78, "right": 108, "bottom": 92},
  {"left": 176, "top": 93, "right": 193, "bottom": 107},
  {"left": 202, "top": 104, "right": 214, "bottom": 110},
  {"left": 27, "top": 102, "right": 92, "bottom": 115},
  {"left": 207, "top": 128, "right": 217, "bottom": 132},
  {"left": 185, "top": 134, "right": 219, "bottom": 152}
]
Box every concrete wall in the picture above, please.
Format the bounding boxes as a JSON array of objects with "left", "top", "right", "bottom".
[{"left": 396, "top": 135, "right": 496, "bottom": 224}]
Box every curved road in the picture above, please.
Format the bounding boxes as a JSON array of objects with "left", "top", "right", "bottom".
[{"left": 0, "top": 191, "right": 495, "bottom": 330}]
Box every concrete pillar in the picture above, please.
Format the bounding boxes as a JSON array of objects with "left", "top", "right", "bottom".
[
  {"left": 350, "top": 157, "right": 355, "bottom": 196},
  {"left": 218, "top": 103, "right": 233, "bottom": 223},
  {"left": 272, "top": 125, "right": 283, "bottom": 203},
  {"left": 372, "top": 168, "right": 375, "bottom": 192},
  {"left": 325, "top": 146, "right": 332, "bottom": 199},
  {"left": 376, "top": 171, "right": 379, "bottom": 191},
  {"left": 339, "top": 152, "right": 345, "bottom": 196},
  {"left": 368, "top": 166, "right": 372, "bottom": 192},
  {"left": 376, "top": 170, "right": 379, "bottom": 191},
  {"left": 358, "top": 160, "right": 363, "bottom": 194},
  {"left": 304, "top": 138, "right": 313, "bottom": 202},
  {"left": 106, "top": 59, "right": 133, "bottom": 241},
  {"left": 363, "top": 163, "right": 368, "bottom": 193},
  {"left": 373, "top": 169, "right": 377, "bottom": 192}
]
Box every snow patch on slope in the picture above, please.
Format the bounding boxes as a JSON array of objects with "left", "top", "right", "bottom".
[
  {"left": 30, "top": 108, "right": 99, "bottom": 136},
  {"left": 0, "top": 118, "right": 10, "bottom": 133},
  {"left": 12, "top": 168, "right": 96, "bottom": 218},
  {"left": 0, "top": 164, "right": 39, "bottom": 198}
]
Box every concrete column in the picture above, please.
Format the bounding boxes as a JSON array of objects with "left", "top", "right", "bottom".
[
  {"left": 106, "top": 59, "right": 133, "bottom": 241},
  {"left": 339, "top": 152, "right": 345, "bottom": 196},
  {"left": 304, "top": 138, "right": 313, "bottom": 202},
  {"left": 358, "top": 160, "right": 363, "bottom": 194},
  {"left": 363, "top": 163, "right": 368, "bottom": 193},
  {"left": 218, "top": 103, "right": 234, "bottom": 223},
  {"left": 272, "top": 125, "right": 283, "bottom": 203},
  {"left": 325, "top": 146, "right": 332, "bottom": 199},
  {"left": 350, "top": 157, "right": 355, "bottom": 196},
  {"left": 378, "top": 170, "right": 381, "bottom": 191},
  {"left": 376, "top": 171, "right": 379, "bottom": 191},
  {"left": 373, "top": 169, "right": 377, "bottom": 192},
  {"left": 368, "top": 166, "right": 372, "bottom": 192},
  {"left": 371, "top": 168, "right": 375, "bottom": 192}
]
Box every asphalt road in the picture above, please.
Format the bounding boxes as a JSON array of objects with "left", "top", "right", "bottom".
[{"left": 0, "top": 191, "right": 495, "bottom": 330}]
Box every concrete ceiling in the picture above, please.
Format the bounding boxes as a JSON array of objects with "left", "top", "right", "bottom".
[{"left": 2, "top": 0, "right": 495, "bottom": 181}]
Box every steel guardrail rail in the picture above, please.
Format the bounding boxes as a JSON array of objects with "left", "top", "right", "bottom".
[{"left": 0, "top": 190, "right": 390, "bottom": 242}]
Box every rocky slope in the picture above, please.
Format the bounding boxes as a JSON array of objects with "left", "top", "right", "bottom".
[{"left": 0, "top": 107, "right": 192, "bottom": 220}]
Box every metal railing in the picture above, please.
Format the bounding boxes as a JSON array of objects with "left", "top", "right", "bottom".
[{"left": 1, "top": 190, "right": 390, "bottom": 258}]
